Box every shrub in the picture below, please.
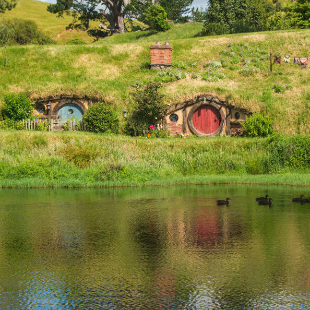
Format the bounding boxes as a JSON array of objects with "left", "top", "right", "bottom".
[
  {"left": 127, "top": 82, "right": 166, "bottom": 136},
  {"left": 59, "top": 144, "right": 100, "bottom": 168},
  {"left": 36, "top": 120, "right": 50, "bottom": 131},
  {"left": 143, "top": 5, "right": 171, "bottom": 32},
  {"left": 83, "top": 102, "right": 119, "bottom": 134},
  {"left": 4, "top": 19, "right": 54, "bottom": 45},
  {"left": 202, "top": 71, "right": 225, "bottom": 82},
  {"left": 3, "top": 93, "right": 33, "bottom": 121},
  {"left": 202, "top": 22, "right": 227, "bottom": 36},
  {"left": 66, "top": 39, "right": 86, "bottom": 45},
  {"left": 272, "top": 83, "right": 293, "bottom": 94},
  {"left": 204, "top": 60, "right": 222, "bottom": 69},
  {"left": 239, "top": 65, "right": 259, "bottom": 77},
  {"left": 242, "top": 113, "right": 274, "bottom": 137},
  {"left": 155, "top": 68, "right": 187, "bottom": 82}
]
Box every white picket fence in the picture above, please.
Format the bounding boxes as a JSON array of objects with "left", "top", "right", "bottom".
[{"left": 23, "top": 119, "right": 86, "bottom": 131}]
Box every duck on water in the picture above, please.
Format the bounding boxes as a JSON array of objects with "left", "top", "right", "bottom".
[{"left": 217, "top": 198, "right": 230, "bottom": 206}]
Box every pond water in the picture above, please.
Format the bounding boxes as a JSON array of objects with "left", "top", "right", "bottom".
[{"left": 0, "top": 185, "right": 310, "bottom": 309}]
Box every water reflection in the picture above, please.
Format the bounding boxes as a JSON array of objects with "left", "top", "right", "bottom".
[{"left": 0, "top": 185, "right": 309, "bottom": 309}]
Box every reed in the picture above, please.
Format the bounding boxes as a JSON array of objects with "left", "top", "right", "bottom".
[{"left": 0, "top": 131, "right": 308, "bottom": 188}]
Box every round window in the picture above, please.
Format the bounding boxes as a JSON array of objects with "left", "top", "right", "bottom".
[
  {"left": 169, "top": 114, "right": 178, "bottom": 123},
  {"left": 35, "top": 104, "right": 45, "bottom": 114},
  {"left": 235, "top": 112, "right": 241, "bottom": 120},
  {"left": 68, "top": 109, "right": 74, "bottom": 115}
]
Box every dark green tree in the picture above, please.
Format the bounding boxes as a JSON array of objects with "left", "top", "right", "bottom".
[
  {"left": 0, "top": 0, "right": 17, "bottom": 13},
  {"left": 47, "top": 0, "right": 156, "bottom": 34},
  {"left": 159, "top": 0, "right": 193, "bottom": 22},
  {"left": 191, "top": 7, "right": 207, "bottom": 22},
  {"left": 143, "top": 5, "right": 170, "bottom": 31},
  {"left": 203, "top": 0, "right": 273, "bottom": 35},
  {"left": 286, "top": 0, "right": 310, "bottom": 28}
]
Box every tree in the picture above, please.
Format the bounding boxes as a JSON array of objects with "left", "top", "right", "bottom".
[
  {"left": 143, "top": 5, "right": 170, "bottom": 31},
  {"left": 202, "top": 0, "right": 272, "bottom": 35},
  {"left": 127, "top": 82, "right": 166, "bottom": 136},
  {"left": 159, "top": 0, "right": 193, "bottom": 22},
  {"left": 286, "top": 0, "right": 310, "bottom": 28},
  {"left": 48, "top": 0, "right": 155, "bottom": 34},
  {"left": 191, "top": 7, "right": 207, "bottom": 22},
  {"left": 0, "top": 0, "right": 17, "bottom": 13},
  {"left": 0, "top": 23, "right": 14, "bottom": 66}
]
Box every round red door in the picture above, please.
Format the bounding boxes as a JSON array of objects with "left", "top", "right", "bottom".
[{"left": 192, "top": 105, "right": 221, "bottom": 135}]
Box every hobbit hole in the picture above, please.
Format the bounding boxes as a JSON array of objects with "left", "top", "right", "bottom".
[
  {"left": 165, "top": 95, "right": 251, "bottom": 137},
  {"left": 32, "top": 96, "right": 99, "bottom": 127}
]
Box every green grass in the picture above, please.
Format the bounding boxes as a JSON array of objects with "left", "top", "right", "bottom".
[{"left": 0, "top": 131, "right": 309, "bottom": 188}]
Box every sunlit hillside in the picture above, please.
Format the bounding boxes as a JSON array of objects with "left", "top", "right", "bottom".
[
  {"left": 1, "top": 0, "right": 98, "bottom": 43},
  {"left": 0, "top": 0, "right": 309, "bottom": 135}
]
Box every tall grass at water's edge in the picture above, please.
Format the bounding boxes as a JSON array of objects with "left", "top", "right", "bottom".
[{"left": 0, "top": 131, "right": 309, "bottom": 188}]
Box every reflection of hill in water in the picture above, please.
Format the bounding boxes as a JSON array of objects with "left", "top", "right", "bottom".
[{"left": 0, "top": 185, "right": 310, "bottom": 309}]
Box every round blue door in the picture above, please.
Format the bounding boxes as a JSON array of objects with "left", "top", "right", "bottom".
[{"left": 57, "top": 103, "right": 83, "bottom": 124}]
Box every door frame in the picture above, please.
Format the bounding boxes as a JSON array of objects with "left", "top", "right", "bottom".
[
  {"left": 51, "top": 100, "right": 86, "bottom": 121},
  {"left": 188, "top": 102, "right": 225, "bottom": 137}
]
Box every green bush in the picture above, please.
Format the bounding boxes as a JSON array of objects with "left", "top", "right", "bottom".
[
  {"left": 127, "top": 82, "right": 166, "bottom": 136},
  {"left": 202, "top": 71, "right": 225, "bottom": 82},
  {"left": 202, "top": 22, "right": 227, "bottom": 36},
  {"left": 36, "top": 120, "right": 50, "bottom": 131},
  {"left": 241, "top": 113, "right": 274, "bottom": 137},
  {"left": 59, "top": 144, "right": 100, "bottom": 168},
  {"left": 155, "top": 68, "right": 187, "bottom": 82},
  {"left": 239, "top": 65, "right": 259, "bottom": 77},
  {"left": 3, "top": 19, "right": 54, "bottom": 45},
  {"left": 143, "top": 5, "right": 171, "bottom": 32},
  {"left": 65, "top": 39, "right": 86, "bottom": 45},
  {"left": 3, "top": 93, "right": 33, "bottom": 121},
  {"left": 83, "top": 102, "right": 119, "bottom": 134}
]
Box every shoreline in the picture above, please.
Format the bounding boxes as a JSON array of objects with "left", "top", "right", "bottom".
[{"left": 0, "top": 173, "right": 309, "bottom": 188}]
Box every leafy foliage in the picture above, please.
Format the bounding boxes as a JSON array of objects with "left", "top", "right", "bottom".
[
  {"left": 65, "top": 38, "right": 87, "bottom": 45},
  {"left": 0, "top": 0, "right": 16, "bottom": 13},
  {"left": 242, "top": 113, "right": 274, "bottom": 137},
  {"left": 190, "top": 7, "right": 206, "bottom": 22},
  {"left": 155, "top": 68, "right": 187, "bottom": 82},
  {"left": 202, "top": 0, "right": 273, "bottom": 35},
  {"left": 128, "top": 82, "right": 166, "bottom": 136},
  {"left": 83, "top": 102, "right": 119, "bottom": 133},
  {"left": 286, "top": 0, "right": 310, "bottom": 28},
  {"left": 159, "top": 0, "right": 193, "bottom": 22},
  {"left": 2, "top": 19, "right": 54, "bottom": 45},
  {"left": 143, "top": 5, "right": 171, "bottom": 32},
  {"left": 3, "top": 93, "right": 33, "bottom": 121}
]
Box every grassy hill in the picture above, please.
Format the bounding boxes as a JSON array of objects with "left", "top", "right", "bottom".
[
  {"left": 1, "top": 0, "right": 98, "bottom": 43},
  {"left": 0, "top": 0, "right": 309, "bottom": 135}
]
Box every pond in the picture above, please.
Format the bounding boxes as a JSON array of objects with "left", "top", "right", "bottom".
[{"left": 0, "top": 185, "right": 310, "bottom": 309}]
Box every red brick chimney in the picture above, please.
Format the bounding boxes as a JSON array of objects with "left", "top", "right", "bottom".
[{"left": 150, "top": 42, "right": 172, "bottom": 69}]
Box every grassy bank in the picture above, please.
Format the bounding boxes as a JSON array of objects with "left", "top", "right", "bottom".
[{"left": 0, "top": 131, "right": 309, "bottom": 188}]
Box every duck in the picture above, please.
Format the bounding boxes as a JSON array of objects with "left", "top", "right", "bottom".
[
  {"left": 256, "top": 195, "right": 269, "bottom": 202},
  {"left": 292, "top": 195, "right": 304, "bottom": 202},
  {"left": 258, "top": 198, "right": 272, "bottom": 206},
  {"left": 217, "top": 198, "right": 230, "bottom": 206}
]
